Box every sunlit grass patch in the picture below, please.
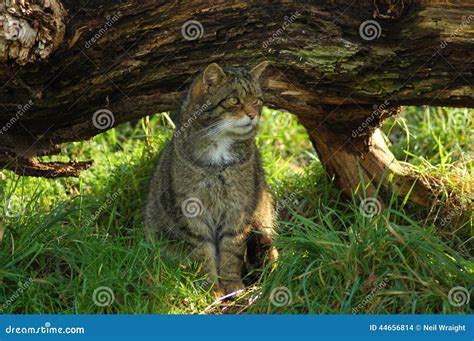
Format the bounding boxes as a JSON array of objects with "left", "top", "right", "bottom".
[{"left": 0, "top": 106, "right": 472, "bottom": 314}]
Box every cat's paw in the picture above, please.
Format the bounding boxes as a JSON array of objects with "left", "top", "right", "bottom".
[
  {"left": 266, "top": 247, "right": 279, "bottom": 262},
  {"left": 219, "top": 280, "right": 245, "bottom": 297},
  {"left": 212, "top": 288, "right": 224, "bottom": 300}
]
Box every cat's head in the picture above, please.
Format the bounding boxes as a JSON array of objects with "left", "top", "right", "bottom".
[{"left": 177, "top": 62, "right": 269, "bottom": 140}]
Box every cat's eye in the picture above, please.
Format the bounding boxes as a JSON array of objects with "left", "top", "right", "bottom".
[
  {"left": 227, "top": 97, "right": 240, "bottom": 106},
  {"left": 253, "top": 98, "right": 263, "bottom": 105}
]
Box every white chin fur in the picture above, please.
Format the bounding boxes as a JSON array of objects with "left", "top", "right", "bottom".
[
  {"left": 226, "top": 125, "right": 254, "bottom": 135},
  {"left": 206, "top": 136, "right": 235, "bottom": 165},
  {"left": 226, "top": 117, "right": 259, "bottom": 135},
  {"left": 204, "top": 118, "right": 258, "bottom": 166}
]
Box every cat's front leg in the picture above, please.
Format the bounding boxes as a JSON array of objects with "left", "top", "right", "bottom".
[
  {"left": 188, "top": 242, "right": 221, "bottom": 298},
  {"left": 216, "top": 233, "right": 247, "bottom": 295}
]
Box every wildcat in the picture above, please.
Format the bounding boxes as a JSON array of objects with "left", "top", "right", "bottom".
[{"left": 145, "top": 62, "right": 278, "bottom": 297}]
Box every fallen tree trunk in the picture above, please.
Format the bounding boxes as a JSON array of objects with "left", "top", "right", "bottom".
[{"left": 0, "top": 0, "right": 473, "bottom": 204}]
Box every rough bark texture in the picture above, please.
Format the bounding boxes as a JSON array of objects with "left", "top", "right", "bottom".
[{"left": 0, "top": 0, "right": 473, "bottom": 204}]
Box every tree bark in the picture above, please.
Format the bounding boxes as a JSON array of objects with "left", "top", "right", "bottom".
[{"left": 0, "top": 0, "right": 473, "bottom": 204}]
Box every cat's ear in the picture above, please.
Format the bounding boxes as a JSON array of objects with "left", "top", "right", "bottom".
[
  {"left": 250, "top": 61, "right": 270, "bottom": 81},
  {"left": 202, "top": 63, "right": 226, "bottom": 90},
  {"left": 189, "top": 63, "right": 225, "bottom": 99}
]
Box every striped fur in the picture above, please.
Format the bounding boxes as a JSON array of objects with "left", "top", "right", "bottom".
[{"left": 145, "top": 63, "right": 277, "bottom": 297}]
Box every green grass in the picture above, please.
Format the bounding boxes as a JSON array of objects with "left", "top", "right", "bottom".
[{"left": 0, "top": 106, "right": 472, "bottom": 314}]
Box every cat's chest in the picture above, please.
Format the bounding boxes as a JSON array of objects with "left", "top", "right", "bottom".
[
  {"left": 196, "top": 168, "right": 254, "bottom": 209},
  {"left": 198, "top": 169, "right": 251, "bottom": 193},
  {"left": 193, "top": 172, "right": 253, "bottom": 228}
]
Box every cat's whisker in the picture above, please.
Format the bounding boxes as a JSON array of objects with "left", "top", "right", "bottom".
[
  {"left": 192, "top": 120, "right": 226, "bottom": 138},
  {"left": 204, "top": 121, "right": 234, "bottom": 140},
  {"left": 199, "top": 120, "right": 222, "bottom": 132}
]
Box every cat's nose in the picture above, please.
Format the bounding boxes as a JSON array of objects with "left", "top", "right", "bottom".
[
  {"left": 246, "top": 111, "right": 257, "bottom": 120},
  {"left": 243, "top": 104, "right": 258, "bottom": 120}
]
